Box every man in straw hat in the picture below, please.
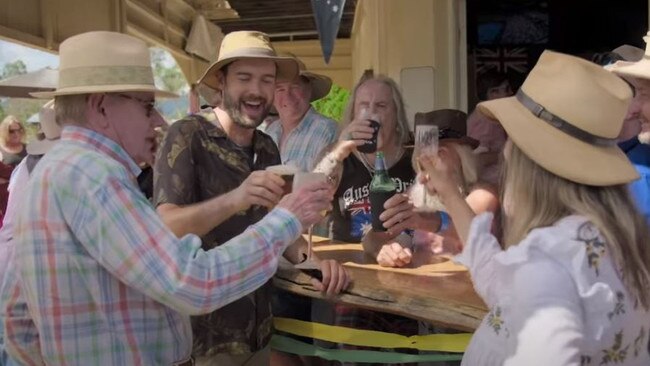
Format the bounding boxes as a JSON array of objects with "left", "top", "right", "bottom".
[
  {"left": 265, "top": 55, "right": 337, "bottom": 172},
  {"left": 0, "top": 31, "right": 333, "bottom": 365},
  {"left": 607, "top": 35, "right": 650, "bottom": 222},
  {"left": 153, "top": 31, "right": 349, "bottom": 365}
]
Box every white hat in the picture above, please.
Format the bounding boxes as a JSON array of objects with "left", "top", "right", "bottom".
[
  {"left": 27, "top": 100, "right": 60, "bottom": 155},
  {"left": 32, "top": 31, "right": 176, "bottom": 98}
]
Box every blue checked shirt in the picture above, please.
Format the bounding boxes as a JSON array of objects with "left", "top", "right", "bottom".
[
  {"left": 0, "top": 126, "right": 302, "bottom": 365},
  {"left": 264, "top": 107, "right": 338, "bottom": 171}
]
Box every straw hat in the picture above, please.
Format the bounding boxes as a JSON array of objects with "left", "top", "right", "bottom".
[
  {"left": 198, "top": 31, "right": 299, "bottom": 90},
  {"left": 478, "top": 50, "right": 637, "bottom": 186},
  {"left": 293, "top": 57, "right": 332, "bottom": 101},
  {"left": 609, "top": 32, "right": 650, "bottom": 80},
  {"left": 27, "top": 100, "right": 60, "bottom": 155},
  {"left": 414, "top": 109, "right": 479, "bottom": 149},
  {"left": 31, "top": 31, "right": 177, "bottom": 99}
]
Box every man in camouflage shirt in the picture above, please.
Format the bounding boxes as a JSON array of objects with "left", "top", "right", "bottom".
[{"left": 154, "top": 31, "right": 349, "bottom": 366}]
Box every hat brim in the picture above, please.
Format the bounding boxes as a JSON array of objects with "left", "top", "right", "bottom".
[
  {"left": 30, "top": 85, "right": 178, "bottom": 99},
  {"left": 609, "top": 59, "right": 650, "bottom": 81},
  {"left": 477, "top": 97, "right": 638, "bottom": 186},
  {"left": 301, "top": 72, "right": 332, "bottom": 101},
  {"left": 26, "top": 139, "right": 58, "bottom": 156},
  {"left": 198, "top": 55, "right": 299, "bottom": 90},
  {"left": 441, "top": 136, "right": 480, "bottom": 150}
]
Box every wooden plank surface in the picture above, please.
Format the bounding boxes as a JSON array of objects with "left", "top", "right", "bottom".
[{"left": 274, "top": 237, "right": 488, "bottom": 332}]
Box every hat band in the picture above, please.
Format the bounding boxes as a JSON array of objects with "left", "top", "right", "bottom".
[
  {"left": 516, "top": 90, "right": 617, "bottom": 147},
  {"left": 58, "top": 66, "right": 155, "bottom": 89},
  {"left": 218, "top": 47, "right": 277, "bottom": 61}
]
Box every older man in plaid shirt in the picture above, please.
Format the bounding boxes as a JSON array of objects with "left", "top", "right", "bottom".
[{"left": 0, "top": 31, "right": 333, "bottom": 366}]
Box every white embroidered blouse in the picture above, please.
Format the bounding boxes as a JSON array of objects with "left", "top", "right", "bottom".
[{"left": 455, "top": 213, "right": 650, "bottom": 366}]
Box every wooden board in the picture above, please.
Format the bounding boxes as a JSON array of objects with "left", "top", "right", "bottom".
[{"left": 274, "top": 237, "right": 488, "bottom": 332}]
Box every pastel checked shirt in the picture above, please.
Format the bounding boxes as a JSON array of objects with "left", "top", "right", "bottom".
[
  {"left": 264, "top": 107, "right": 338, "bottom": 172},
  {"left": 0, "top": 126, "right": 302, "bottom": 365}
]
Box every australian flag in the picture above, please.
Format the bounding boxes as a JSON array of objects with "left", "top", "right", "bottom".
[{"left": 311, "top": 0, "right": 346, "bottom": 64}]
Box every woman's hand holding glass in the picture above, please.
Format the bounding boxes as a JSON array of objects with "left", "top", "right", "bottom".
[{"left": 417, "top": 148, "right": 464, "bottom": 201}]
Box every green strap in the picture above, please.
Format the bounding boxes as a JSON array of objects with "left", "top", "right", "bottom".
[{"left": 270, "top": 335, "right": 464, "bottom": 364}]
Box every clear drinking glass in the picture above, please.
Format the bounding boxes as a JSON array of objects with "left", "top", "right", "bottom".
[
  {"left": 292, "top": 172, "right": 328, "bottom": 264},
  {"left": 413, "top": 124, "right": 439, "bottom": 211}
]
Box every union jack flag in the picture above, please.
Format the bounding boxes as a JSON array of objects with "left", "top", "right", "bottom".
[
  {"left": 348, "top": 198, "right": 371, "bottom": 216},
  {"left": 475, "top": 47, "right": 529, "bottom": 74}
]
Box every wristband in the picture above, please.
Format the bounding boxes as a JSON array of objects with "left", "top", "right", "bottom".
[
  {"left": 436, "top": 211, "right": 450, "bottom": 233},
  {"left": 313, "top": 152, "right": 340, "bottom": 175}
]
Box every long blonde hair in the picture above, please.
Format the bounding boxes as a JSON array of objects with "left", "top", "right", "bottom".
[
  {"left": 503, "top": 143, "right": 650, "bottom": 309},
  {"left": 0, "top": 115, "right": 25, "bottom": 144}
]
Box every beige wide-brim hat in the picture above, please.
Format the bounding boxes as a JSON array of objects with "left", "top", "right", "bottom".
[
  {"left": 478, "top": 50, "right": 637, "bottom": 186},
  {"left": 31, "top": 31, "right": 177, "bottom": 99},
  {"left": 609, "top": 32, "right": 650, "bottom": 80},
  {"left": 277, "top": 53, "right": 332, "bottom": 101},
  {"left": 301, "top": 70, "right": 332, "bottom": 102},
  {"left": 27, "top": 100, "right": 60, "bottom": 155},
  {"left": 198, "top": 31, "right": 299, "bottom": 90}
]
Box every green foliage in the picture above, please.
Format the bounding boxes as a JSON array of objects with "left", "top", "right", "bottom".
[
  {"left": 1, "top": 60, "right": 27, "bottom": 79},
  {"left": 311, "top": 84, "right": 350, "bottom": 122},
  {"left": 150, "top": 48, "right": 188, "bottom": 95}
]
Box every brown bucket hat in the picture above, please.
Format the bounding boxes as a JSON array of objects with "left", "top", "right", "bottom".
[{"left": 414, "top": 109, "right": 479, "bottom": 149}]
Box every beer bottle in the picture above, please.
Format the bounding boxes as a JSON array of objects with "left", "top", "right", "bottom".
[{"left": 369, "top": 151, "right": 397, "bottom": 231}]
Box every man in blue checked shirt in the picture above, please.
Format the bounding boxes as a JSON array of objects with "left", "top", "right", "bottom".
[{"left": 264, "top": 56, "right": 338, "bottom": 172}]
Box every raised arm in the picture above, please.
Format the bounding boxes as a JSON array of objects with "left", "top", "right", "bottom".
[{"left": 66, "top": 176, "right": 331, "bottom": 315}]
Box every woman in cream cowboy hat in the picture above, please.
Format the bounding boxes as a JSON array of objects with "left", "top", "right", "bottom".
[{"left": 419, "top": 51, "right": 650, "bottom": 365}]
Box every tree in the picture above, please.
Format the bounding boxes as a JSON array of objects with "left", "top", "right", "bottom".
[
  {"left": 312, "top": 84, "right": 350, "bottom": 122},
  {"left": 150, "top": 48, "right": 187, "bottom": 94},
  {"left": 1, "top": 60, "right": 27, "bottom": 79}
]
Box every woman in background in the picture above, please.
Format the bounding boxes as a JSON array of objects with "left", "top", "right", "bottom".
[{"left": 0, "top": 115, "right": 27, "bottom": 167}]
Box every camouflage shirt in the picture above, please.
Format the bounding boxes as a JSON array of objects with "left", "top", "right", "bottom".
[{"left": 153, "top": 111, "right": 281, "bottom": 357}]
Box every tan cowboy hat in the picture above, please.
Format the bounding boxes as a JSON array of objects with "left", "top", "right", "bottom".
[
  {"left": 414, "top": 109, "right": 479, "bottom": 149},
  {"left": 478, "top": 50, "right": 637, "bottom": 186},
  {"left": 609, "top": 32, "right": 650, "bottom": 80},
  {"left": 27, "top": 100, "right": 60, "bottom": 155},
  {"left": 198, "top": 31, "right": 299, "bottom": 90},
  {"left": 31, "top": 31, "right": 177, "bottom": 99},
  {"left": 292, "top": 57, "right": 332, "bottom": 101}
]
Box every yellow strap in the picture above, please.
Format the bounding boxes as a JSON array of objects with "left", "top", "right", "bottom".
[{"left": 274, "top": 317, "right": 471, "bottom": 353}]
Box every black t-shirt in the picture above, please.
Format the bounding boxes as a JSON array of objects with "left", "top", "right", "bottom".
[{"left": 332, "top": 150, "right": 415, "bottom": 243}]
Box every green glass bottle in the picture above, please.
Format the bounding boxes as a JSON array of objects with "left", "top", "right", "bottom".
[{"left": 369, "top": 151, "right": 397, "bottom": 231}]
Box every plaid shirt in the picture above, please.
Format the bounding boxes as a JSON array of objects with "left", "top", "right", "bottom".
[
  {"left": 1, "top": 126, "right": 301, "bottom": 365},
  {"left": 264, "top": 107, "right": 338, "bottom": 171}
]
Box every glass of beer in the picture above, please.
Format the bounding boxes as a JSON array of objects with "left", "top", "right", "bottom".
[{"left": 266, "top": 164, "right": 298, "bottom": 196}]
